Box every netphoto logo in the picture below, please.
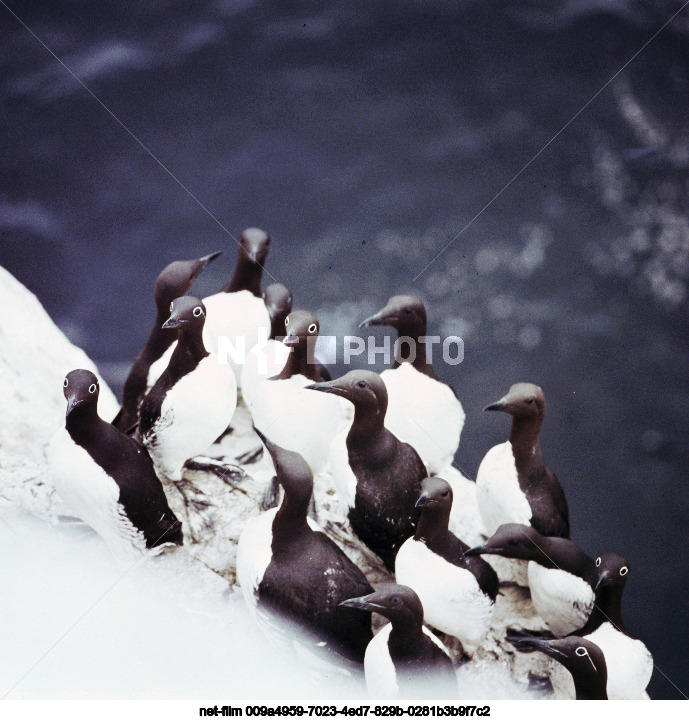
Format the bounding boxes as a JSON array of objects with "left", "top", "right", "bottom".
[{"left": 217, "top": 330, "right": 464, "bottom": 372}]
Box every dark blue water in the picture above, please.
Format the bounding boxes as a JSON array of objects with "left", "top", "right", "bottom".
[{"left": 1, "top": 1, "right": 688, "bottom": 699}]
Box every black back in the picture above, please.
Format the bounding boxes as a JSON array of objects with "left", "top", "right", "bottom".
[
  {"left": 258, "top": 530, "right": 374, "bottom": 663},
  {"left": 348, "top": 431, "right": 427, "bottom": 571},
  {"left": 68, "top": 409, "right": 182, "bottom": 547}
]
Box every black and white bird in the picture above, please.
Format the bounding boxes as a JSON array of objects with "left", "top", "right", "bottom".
[
  {"left": 396, "top": 478, "right": 498, "bottom": 656},
  {"left": 466, "top": 523, "right": 596, "bottom": 637},
  {"left": 519, "top": 636, "right": 609, "bottom": 700},
  {"left": 249, "top": 311, "right": 345, "bottom": 476},
  {"left": 49, "top": 369, "right": 182, "bottom": 558},
  {"left": 509, "top": 553, "right": 653, "bottom": 699},
  {"left": 476, "top": 383, "right": 569, "bottom": 539},
  {"left": 149, "top": 228, "right": 272, "bottom": 388},
  {"left": 112, "top": 251, "right": 221, "bottom": 432},
  {"left": 236, "top": 431, "right": 374, "bottom": 667},
  {"left": 340, "top": 584, "right": 457, "bottom": 699},
  {"left": 359, "top": 295, "right": 464, "bottom": 474},
  {"left": 307, "top": 370, "right": 427, "bottom": 571},
  {"left": 139, "top": 296, "right": 237, "bottom": 480},
  {"left": 240, "top": 282, "right": 293, "bottom": 408}
]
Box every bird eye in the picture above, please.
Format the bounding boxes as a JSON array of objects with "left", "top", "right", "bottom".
[
  {"left": 193, "top": 306, "right": 203, "bottom": 317},
  {"left": 285, "top": 317, "right": 289, "bottom": 327},
  {"left": 404, "top": 307, "right": 412, "bottom": 314},
  {"left": 525, "top": 398, "right": 534, "bottom": 405},
  {"left": 508, "top": 539, "right": 519, "bottom": 547},
  {"left": 308, "top": 323, "right": 317, "bottom": 333},
  {"left": 391, "top": 596, "right": 400, "bottom": 604},
  {"left": 88, "top": 383, "right": 97, "bottom": 394},
  {"left": 620, "top": 566, "right": 628, "bottom": 576},
  {"left": 63, "top": 378, "right": 68, "bottom": 388},
  {"left": 442, "top": 490, "right": 449, "bottom": 497},
  {"left": 595, "top": 557, "right": 601, "bottom": 567},
  {"left": 170, "top": 302, "right": 174, "bottom": 312},
  {"left": 357, "top": 380, "right": 366, "bottom": 388},
  {"left": 575, "top": 647, "right": 588, "bottom": 657}
]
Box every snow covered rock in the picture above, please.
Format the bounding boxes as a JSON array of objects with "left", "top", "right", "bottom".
[{"left": 0, "top": 266, "right": 561, "bottom": 698}]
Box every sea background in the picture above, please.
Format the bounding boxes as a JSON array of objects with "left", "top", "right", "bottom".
[{"left": 1, "top": 0, "right": 688, "bottom": 699}]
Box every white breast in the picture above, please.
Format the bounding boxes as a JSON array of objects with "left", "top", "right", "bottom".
[
  {"left": 202, "top": 290, "right": 271, "bottom": 384},
  {"left": 236, "top": 509, "right": 277, "bottom": 610},
  {"left": 144, "top": 354, "right": 237, "bottom": 480},
  {"left": 586, "top": 622, "right": 653, "bottom": 699},
  {"left": 395, "top": 538, "right": 494, "bottom": 654},
  {"left": 327, "top": 428, "right": 358, "bottom": 511},
  {"left": 364, "top": 623, "right": 454, "bottom": 699},
  {"left": 476, "top": 441, "right": 532, "bottom": 535},
  {"left": 48, "top": 427, "right": 147, "bottom": 559},
  {"left": 249, "top": 374, "right": 348, "bottom": 476},
  {"left": 527, "top": 562, "right": 594, "bottom": 637},
  {"left": 381, "top": 365, "right": 464, "bottom": 475},
  {"left": 240, "top": 340, "right": 290, "bottom": 407}
]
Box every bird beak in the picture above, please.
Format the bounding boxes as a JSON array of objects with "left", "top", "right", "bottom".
[
  {"left": 253, "top": 426, "right": 279, "bottom": 455},
  {"left": 305, "top": 381, "right": 348, "bottom": 399},
  {"left": 283, "top": 334, "right": 300, "bottom": 347},
  {"left": 66, "top": 395, "right": 85, "bottom": 416},
  {"left": 594, "top": 573, "right": 612, "bottom": 591},
  {"left": 522, "top": 638, "right": 568, "bottom": 661},
  {"left": 339, "top": 596, "right": 381, "bottom": 613},
  {"left": 464, "top": 545, "right": 491, "bottom": 557},
  {"left": 199, "top": 250, "right": 222, "bottom": 266},
  {"left": 249, "top": 250, "right": 259, "bottom": 264},
  {"left": 358, "top": 309, "right": 397, "bottom": 329},
  {"left": 161, "top": 316, "right": 187, "bottom": 330},
  {"left": 415, "top": 494, "right": 434, "bottom": 508},
  {"left": 484, "top": 398, "right": 509, "bottom": 412}
]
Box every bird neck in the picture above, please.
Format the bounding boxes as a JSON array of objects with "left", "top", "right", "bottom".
[
  {"left": 390, "top": 326, "right": 436, "bottom": 378},
  {"left": 167, "top": 327, "right": 209, "bottom": 379},
  {"left": 346, "top": 408, "right": 388, "bottom": 452},
  {"left": 65, "top": 404, "right": 104, "bottom": 444},
  {"left": 509, "top": 416, "right": 544, "bottom": 466},
  {"left": 270, "top": 314, "right": 287, "bottom": 341},
  {"left": 582, "top": 584, "right": 626, "bottom": 635},
  {"left": 273, "top": 343, "right": 316, "bottom": 381},
  {"left": 388, "top": 621, "right": 426, "bottom": 659},
  {"left": 272, "top": 485, "right": 311, "bottom": 545},
  {"left": 414, "top": 509, "right": 451, "bottom": 546},
  {"left": 574, "top": 675, "right": 608, "bottom": 701},
  {"left": 222, "top": 258, "right": 262, "bottom": 296}
]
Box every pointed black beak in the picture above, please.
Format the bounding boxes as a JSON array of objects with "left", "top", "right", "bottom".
[
  {"left": 161, "top": 316, "right": 187, "bottom": 330},
  {"left": 359, "top": 311, "right": 397, "bottom": 329},
  {"left": 522, "top": 638, "right": 568, "bottom": 660},
  {"left": 484, "top": 400, "right": 508, "bottom": 412},
  {"left": 415, "top": 494, "right": 434, "bottom": 508},
  {"left": 594, "top": 573, "right": 613, "bottom": 591},
  {"left": 253, "top": 426, "right": 279, "bottom": 455},
  {"left": 339, "top": 597, "right": 380, "bottom": 613},
  {"left": 66, "top": 395, "right": 85, "bottom": 416},
  {"left": 305, "top": 381, "right": 348, "bottom": 399},
  {"left": 200, "top": 250, "right": 222, "bottom": 266},
  {"left": 465, "top": 545, "right": 490, "bottom": 557}
]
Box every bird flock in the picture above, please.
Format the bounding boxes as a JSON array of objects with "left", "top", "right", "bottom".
[{"left": 49, "top": 228, "right": 653, "bottom": 700}]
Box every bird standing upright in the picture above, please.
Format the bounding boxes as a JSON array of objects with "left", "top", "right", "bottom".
[
  {"left": 359, "top": 295, "right": 464, "bottom": 474},
  {"left": 50, "top": 369, "right": 182, "bottom": 558}
]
